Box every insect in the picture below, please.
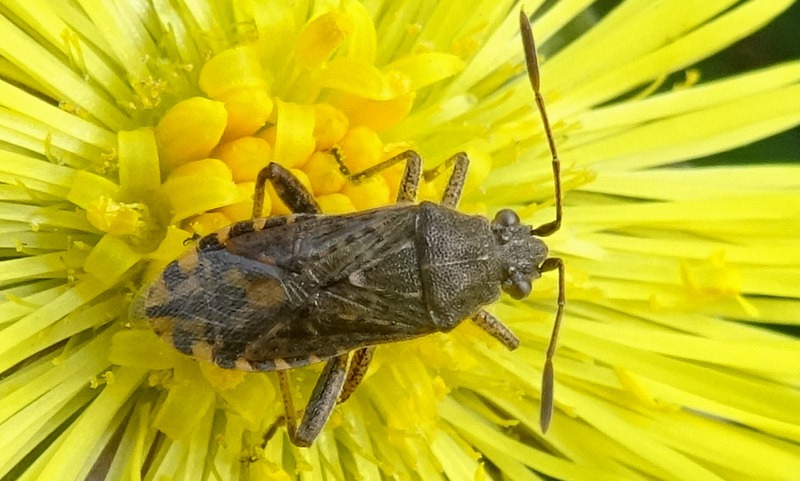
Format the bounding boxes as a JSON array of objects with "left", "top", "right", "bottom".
[{"left": 130, "top": 10, "right": 564, "bottom": 447}]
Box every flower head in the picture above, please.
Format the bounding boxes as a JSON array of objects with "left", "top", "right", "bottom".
[{"left": 0, "top": 2, "right": 798, "bottom": 481}]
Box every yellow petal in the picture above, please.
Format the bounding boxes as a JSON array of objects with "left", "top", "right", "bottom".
[
  {"left": 199, "top": 45, "right": 265, "bottom": 99},
  {"left": 83, "top": 234, "right": 142, "bottom": 285},
  {"left": 320, "top": 58, "right": 396, "bottom": 100},
  {"left": 383, "top": 53, "right": 464, "bottom": 94},
  {"left": 273, "top": 99, "right": 315, "bottom": 168},
  {"left": 295, "top": 11, "right": 354, "bottom": 69}
]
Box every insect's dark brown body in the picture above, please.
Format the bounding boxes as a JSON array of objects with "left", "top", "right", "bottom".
[
  {"left": 133, "top": 10, "right": 565, "bottom": 447},
  {"left": 136, "top": 201, "right": 548, "bottom": 372}
]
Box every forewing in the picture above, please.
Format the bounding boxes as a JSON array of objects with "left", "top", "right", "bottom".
[
  {"left": 238, "top": 206, "right": 440, "bottom": 362},
  {"left": 137, "top": 247, "right": 297, "bottom": 370},
  {"left": 140, "top": 205, "right": 434, "bottom": 371},
  {"left": 226, "top": 205, "right": 419, "bottom": 285}
]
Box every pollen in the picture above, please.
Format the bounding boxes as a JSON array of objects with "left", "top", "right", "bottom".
[{"left": 86, "top": 196, "right": 147, "bottom": 237}]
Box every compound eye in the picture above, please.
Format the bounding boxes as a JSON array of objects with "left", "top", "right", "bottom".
[
  {"left": 503, "top": 277, "right": 531, "bottom": 300},
  {"left": 494, "top": 209, "right": 520, "bottom": 227}
]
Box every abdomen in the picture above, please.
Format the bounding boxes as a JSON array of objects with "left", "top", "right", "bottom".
[{"left": 131, "top": 246, "right": 298, "bottom": 371}]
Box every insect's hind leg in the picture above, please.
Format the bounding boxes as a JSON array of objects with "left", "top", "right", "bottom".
[
  {"left": 274, "top": 354, "right": 349, "bottom": 447},
  {"left": 337, "top": 347, "right": 374, "bottom": 404},
  {"left": 253, "top": 163, "right": 321, "bottom": 217}
]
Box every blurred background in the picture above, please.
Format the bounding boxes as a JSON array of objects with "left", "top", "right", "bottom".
[
  {"left": 544, "top": 0, "right": 800, "bottom": 165},
  {"left": 694, "top": 0, "right": 800, "bottom": 165}
]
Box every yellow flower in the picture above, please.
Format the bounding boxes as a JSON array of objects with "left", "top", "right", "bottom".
[{"left": 0, "top": 2, "right": 798, "bottom": 481}]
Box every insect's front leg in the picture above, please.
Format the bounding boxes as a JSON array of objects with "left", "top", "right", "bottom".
[
  {"left": 330, "top": 148, "right": 423, "bottom": 203},
  {"left": 253, "top": 162, "right": 321, "bottom": 217},
  {"left": 422, "top": 152, "right": 469, "bottom": 208},
  {"left": 472, "top": 310, "right": 519, "bottom": 350},
  {"left": 276, "top": 354, "right": 349, "bottom": 447}
]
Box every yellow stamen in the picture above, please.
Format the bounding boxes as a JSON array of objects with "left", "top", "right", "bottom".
[
  {"left": 337, "top": 93, "right": 415, "bottom": 133},
  {"left": 168, "top": 158, "right": 233, "bottom": 182},
  {"left": 155, "top": 97, "right": 227, "bottom": 170},
  {"left": 162, "top": 163, "right": 241, "bottom": 222},
  {"left": 152, "top": 361, "right": 215, "bottom": 440},
  {"left": 295, "top": 11, "right": 355, "bottom": 69},
  {"left": 303, "top": 151, "right": 346, "bottom": 195},
  {"left": 108, "top": 330, "right": 180, "bottom": 370},
  {"left": 338, "top": 126, "right": 383, "bottom": 173},
  {"left": 214, "top": 137, "right": 272, "bottom": 182},
  {"left": 86, "top": 196, "right": 146, "bottom": 237},
  {"left": 341, "top": 175, "right": 390, "bottom": 210},
  {"left": 316, "top": 193, "right": 356, "bottom": 214},
  {"left": 313, "top": 103, "right": 349, "bottom": 150},
  {"left": 218, "top": 87, "right": 273, "bottom": 141}
]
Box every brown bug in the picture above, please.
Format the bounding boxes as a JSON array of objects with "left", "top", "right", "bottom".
[{"left": 130, "top": 10, "right": 564, "bottom": 447}]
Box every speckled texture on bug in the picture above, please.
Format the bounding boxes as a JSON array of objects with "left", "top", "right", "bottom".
[
  {"left": 132, "top": 202, "right": 548, "bottom": 376},
  {"left": 131, "top": 205, "right": 498, "bottom": 371}
]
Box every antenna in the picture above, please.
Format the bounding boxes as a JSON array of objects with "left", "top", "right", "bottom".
[
  {"left": 519, "top": 9, "right": 562, "bottom": 238},
  {"left": 520, "top": 9, "right": 566, "bottom": 434}
]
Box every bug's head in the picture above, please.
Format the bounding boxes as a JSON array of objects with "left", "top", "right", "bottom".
[{"left": 491, "top": 209, "right": 549, "bottom": 299}]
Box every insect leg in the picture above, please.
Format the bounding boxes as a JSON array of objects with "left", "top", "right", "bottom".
[
  {"left": 538, "top": 256, "right": 565, "bottom": 433},
  {"left": 472, "top": 310, "right": 519, "bottom": 350},
  {"left": 395, "top": 153, "right": 422, "bottom": 203},
  {"left": 292, "top": 354, "right": 349, "bottom": 447},
  {"left": 330, "top": 148, "right": 423, "bottom": 202},
  {"left": 276, "top": 370, "right": 300, "bottom": 442},
  {"left": 337, "top": 347, "right": 375, "bottom": 404},
  {"left": 424, "top": 151, "right": 469, "bottom": 208},
  {"left": 253, "top": 162, "right": 321, "bottom": 216},
  {"left": 260, "top": 414, "right": 287, "bottom": 449},
  {"left": 520, "top": 10, "right": 562, "bottom": 237}
]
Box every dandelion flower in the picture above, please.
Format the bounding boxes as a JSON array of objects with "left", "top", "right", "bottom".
[{"left": 0, "top": 2, "right": 799, "bottom": 481}]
